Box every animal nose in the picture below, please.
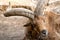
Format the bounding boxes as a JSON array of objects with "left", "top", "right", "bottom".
[
  {"left": 40, "top": 30, "right": 48, "bottom": 37},
  {"left": 38, "top": 30, "right": 48, "bottom": 40}
]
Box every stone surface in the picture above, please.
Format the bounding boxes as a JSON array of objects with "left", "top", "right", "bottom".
[{"left": 0, "top": 14, "right": 30, "bottom": 40}]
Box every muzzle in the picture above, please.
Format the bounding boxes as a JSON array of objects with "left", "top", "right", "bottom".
[{"left": 38, "top": 30, "right": 48, "bottom": 40}]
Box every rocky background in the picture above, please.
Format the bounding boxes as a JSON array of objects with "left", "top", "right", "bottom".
[
  {"left": 0, "top": 0, "right": 36, "bottom": 40},
  {"left": 0, "top": 0, "right": 60, "bottom": 40}
]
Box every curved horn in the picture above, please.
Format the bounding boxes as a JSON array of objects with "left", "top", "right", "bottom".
[
  {"left": 4, "top": 8, "right": 34, "bottom": 20},
  {"left": 34, "top": 0, "right": 49, "bottom": 16}
]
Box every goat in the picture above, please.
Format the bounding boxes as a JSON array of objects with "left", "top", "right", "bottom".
[
  {"left": 3, "top": 0, "right": 49, "bottom": 40},
  {"left": 3, "top": 0, "right": 60, "bottom": 40}
]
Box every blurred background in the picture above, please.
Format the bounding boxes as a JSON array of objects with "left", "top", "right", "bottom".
[{"left": 0, "top": 0, "right": 37, "bottom": 40}]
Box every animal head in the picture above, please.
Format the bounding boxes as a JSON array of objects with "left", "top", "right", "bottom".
[
  {"left": 3, "top": 0, "right": 49, "bottom": 40},
  {"left": 3, "top": 0, "right": 60, "bottom": 40},
  {"left": 44, "top": 9, "right": 60, "bottom": 40}
]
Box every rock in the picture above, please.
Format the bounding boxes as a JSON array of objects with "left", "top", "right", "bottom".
[{"left": 0, "top": 14, "right": 30, "bottom": 40}]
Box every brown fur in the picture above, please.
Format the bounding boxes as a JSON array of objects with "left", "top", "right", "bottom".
[
  {"left": 42, "top": 11, "right": 60, "bottom": 40},
  {"left": 25, "top": 11, "right": 60, "bottom": 40}
]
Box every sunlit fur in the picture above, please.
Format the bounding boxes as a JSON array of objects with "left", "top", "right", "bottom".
[
  {"left": 25, "top": 11, "right": 60, "bottom": 40},
  {"left": 41, "top": 11, "right": 60, "bottom": 40}
]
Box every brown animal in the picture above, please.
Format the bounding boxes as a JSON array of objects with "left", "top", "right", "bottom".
[
  {"left": 3, "top": 0, "right": 60, "bottom": 40},
  {"left": 3, "top": 0, "right": 49, "bottom": 40}
]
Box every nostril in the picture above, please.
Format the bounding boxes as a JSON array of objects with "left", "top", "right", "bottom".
[
  {"left": 42, "top": 30, "right": 46, "bottom": 34},
  {"left": 41, "top": 30, "right": 48, "bottom": 37},
  {"left": 38, "top": 30, "right": 48, "bottom": 40}
]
